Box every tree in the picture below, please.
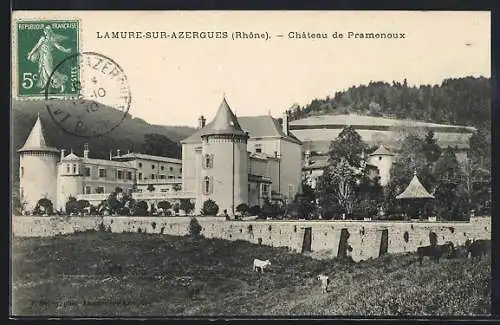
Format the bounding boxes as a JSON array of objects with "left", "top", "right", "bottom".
[
  {"left": 34, "top": 198, "right": 54, "bottom": 215},
  {"left": 65, "top": 196, "right": 79, "bottom": 214},
  {"left": 157, "top": 201, "right": 171, "bottom": 216},
  {"left": 188, "top": 217, "right": 202, "bottom": 237},
  {"left": 422, "top": 130, "right": 442, "bottom": 165},
  {"left": 180, "top": 199, "right": 194, "bottom": 215},
  {"left": 76, "top": 200, "right": 91, "bottom": 214},
  {"left": 325, "top": 159, "right": 357, "bottom": 215},
  {"left": 248, "top": 205, "right": 261, "bottom": 216},
  {"left": 201, "top": 199, "right": 219, "bottom": 216},
  {"left": 133, "top": 201, "right": 149, "bottom": 216},
  {"left": 328, "top": 125, "right": 368, "bottom": 168},
  {"left": 142, "top": 133, "right": 181, "bottom": 158}
]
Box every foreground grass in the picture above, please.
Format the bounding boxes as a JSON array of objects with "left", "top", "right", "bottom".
[{"left": 11, "top": 231, "right": 490, "bottom": 317}]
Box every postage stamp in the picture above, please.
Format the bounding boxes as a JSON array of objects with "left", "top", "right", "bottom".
[
  {"left": 15, "top": 19, "right": 80, "bottom": 99},
  {"left": 45, "top": 52, "right": 131, "bottom": 138}
]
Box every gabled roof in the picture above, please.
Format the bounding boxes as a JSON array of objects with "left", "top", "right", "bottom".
[
  {"left": 62, "top": 152, "right": 81, "bottom": 161},
  {"left": 369, "top": 145, "right": 394, "bottom": 156},
  {"left": 396, "top": 172, "right": 435, "bottom": 199},
  {"left": 18, "top": 114, "right": 59, "bottom": 153}
]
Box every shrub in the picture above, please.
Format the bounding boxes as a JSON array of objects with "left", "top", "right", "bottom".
[
  {"left": 236, "top": 203, "right": 249, "bottom": 216},
  {"left": 180, "top": 199, "right": 194, "bottom": 215},
  {"left": 249, "top": 205, "right": 261, "bottom": 216},
  {"left": 134, "top": 201, "right": 149, "bottom": 216},
  {"left": 65, "top": 196, "right": 79, "bottom": 214},
  {"left": 189, "top": 217, "right": 202, "bottom": 237},
  {"left": 201, "top": 199, "right": 219, "bottom": 216},
  {"left": 157, "top": 201, "right": 171, "bottom": 213},
  {"left": 34, "top": 198, "right": 54, "bottom": 215}
]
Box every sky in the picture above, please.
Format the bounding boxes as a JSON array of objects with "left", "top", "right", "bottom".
[{"left": 13, "top": 11, "right": 491, "bottom": 127}]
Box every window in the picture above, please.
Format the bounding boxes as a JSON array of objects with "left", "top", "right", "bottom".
[
  {"left": 138, "top": 162, "right": 142, "bottom": 168},
  {"left": 138, "top": 172, "right": 143, "bottom": 180},
  {"left": 127, "top": 171, "right": 132, "bottom": 180},
  {"left": 151, "top": 174, "right": 155, "bottom": 179},
  {"left": 66, "top": 164, "right": 70, "bottom": 173},
  {"left": 95, "top": 186, "right": 105, "bottom": 194},
  {"left": 84, "top": 186, "right": 92, "bottom": 194},
  {"left": 255, "top": 143, "right": 262, "bottom": 153},
  {"left": 203, "top": 176, "right": 212, "bottom": 195},
  {"left": 169, "top": 166, "right": 173, "bottom": 172},
  {"left": 117, "top": 170, "right": 123, "bottom": 179},
  {"left": 160, "top": 166, "right": 164, "bottom": 171},
  {"left": 261, "top": 184, "right": 270, "bottom": 198},
  {"left": 20, "top": 167, "right": 24, "bottom": 177},
  {"left": 203, "top": 154, "right": 213, "bottom": 169},
  {"left": 179, "top": 167, "right": 182, "bottom": 173},
  {"left": 152, "top": 164, "right": 155, "bottom": 169},
  {"left": 72, "top": 164, "right": 77, "bottom": 173},
  {"left": 84, "top": 167, "right": 91, "bottom": 177},
  {"left": 159, "top": 175, "right": 166, "bottom": 179},
  {"left": 379, "top": 156, "right": 382, "bottom": 161},
  {"left": 98, "top": 168, "right": 106, "bottom": 178},
  {"left": 161, "top": 189, "right": 168, "bottom": 193},
  {"left": 168, "top": 175, "right": 174, "bottom": 179},
  {"left": 288, "top": 184, "right": 295, "bottom": 200}
]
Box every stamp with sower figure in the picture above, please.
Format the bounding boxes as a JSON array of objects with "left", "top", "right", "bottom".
[{"left": 16, "top": 20, "right": 80, "bottom": 98}]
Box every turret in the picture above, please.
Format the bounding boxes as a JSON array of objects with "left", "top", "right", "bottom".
[
  {"left": 198, "top": 97, "right": 249, "bottom": 217},
  {"left": 17, "top": 113, "right": 59, "bottom": 213}
]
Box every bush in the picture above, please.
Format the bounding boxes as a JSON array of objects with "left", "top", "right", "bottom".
[
  {"left": 180, "top": 199, "right": 194, "bottom": 215},
  {"left": 65, "top": 196, "right": 79, "bottom": 214},
  {"left": 249, "top": 205, "right": 261, "bottom": 216},
  {"left": 189, "top": 217, "right": 202, "bottom": 237},
  {"left": 201, "top": 199, "right": 219, "bottom": 216},
  {"left": 34, "top": 198, "right": 54, "bottom": 215},
  {"left": 157, "top": 201, "right": 171, "bottom": 212},
  {"left": 134, "top": 201, "right": 149, "bottom": 216},
  {"left": 236, "top": 203, "right": 249, "bottom": 216}
]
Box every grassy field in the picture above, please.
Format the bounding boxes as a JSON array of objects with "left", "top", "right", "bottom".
[{"left": 11, "top": 231, "right": 491, "bottom": 317}]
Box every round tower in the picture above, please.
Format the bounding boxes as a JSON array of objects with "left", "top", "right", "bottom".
[
  {"left": 17, "top": 114, "right": 60, "bottom": 213},
  {"left": 56, "top": 149, "right": 84, "bottom": 212},
  {"left": 368, "top": 145, "right": 394, "bottom": 187},
  {"left": 199, "top": 97, "right": 249, "bottom": 217}
]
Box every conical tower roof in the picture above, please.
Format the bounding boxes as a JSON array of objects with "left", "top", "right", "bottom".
[
  {"left": 199, "top": 97, "right": 247, "bottom": 137},
  {"left": 18, "top": 113, "right": 59, "bottom": 153},
  {"left": 396, "top": 171, "right": 434, "bottom": 199}
]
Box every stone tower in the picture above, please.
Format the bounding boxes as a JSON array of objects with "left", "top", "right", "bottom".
[
  {"left": 368, "top": 145, "right": 394, "bottom": 187},
  {"left": 17, "top": 113, "right": 59, "bottom": 213},
  {"left": 198, "top": 97, "right": 249, "bottom": 217}
]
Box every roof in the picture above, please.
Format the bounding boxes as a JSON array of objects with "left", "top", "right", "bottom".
[
  {"left": 396, "top": 172, "right": 435, "bottom": 199},
  {"left": 80, "top": 158, "right": 133, "bottom": 168},
  {"left": 62, "top": 152, "right": 81, "bottom": 161},
  {"left": 182, "top": 113, "right": 301, "bottom": 144},
  {"left": 200, "top": 98, "right": 247, "bottom": 137},
  {"left": 18, "top": 114, "right": 59, "bottom": 153},
  {"left": 112, "top": 152, "right": 182, "bottom": 164},
  {"left": 290, "top": 114, "right": 477, "bottom": 132},
  {"left": 303, "top": 155, "right": 329, "bottom": 170},
  {"left": 369, "top": 145, "right": 394, "bottom": 156}
]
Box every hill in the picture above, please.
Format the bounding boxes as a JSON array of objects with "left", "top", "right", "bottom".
[
  {"left": 289, "top": 77, "right": 491, "bottom": 133},
  {"left": 12, "top": 231, "right": 490, "bottom": 316}
]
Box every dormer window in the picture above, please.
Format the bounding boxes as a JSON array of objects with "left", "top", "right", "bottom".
[
  {"left": 72, "top": 164, "right": 77, "bottom": 174},
  {"left": 203, "top": 154, "right": 214, "bottom": 169},
  {"left": 255, "top": 144, "right": 262, "bottom": 154}
]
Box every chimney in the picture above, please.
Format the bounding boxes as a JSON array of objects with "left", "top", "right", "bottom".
[
  {"left": 60, "top": 149, "right": 66, "bottom": 162},
  {"left": 282, "top": 112, "right": 289, "bottom": 136},
  {"left": 83, "top": 143, "right": 89, "bottom": 159},
  {"left": 198, "top": 115, "right": 206, "bottom": 129},
  {"left": 117, "top": 149, "right": 121, "bottom": 157},
  {"left": 109, "top": 150, "right": 112, "bottom": 160}
]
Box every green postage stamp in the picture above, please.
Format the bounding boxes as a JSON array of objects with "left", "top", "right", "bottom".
[{"left": 15, "top": 19, "right": 80, "bottom": 99}]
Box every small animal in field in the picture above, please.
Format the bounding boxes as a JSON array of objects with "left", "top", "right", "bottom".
[
  {"left": 417, "top": 241, "right": 454, "bottom": 265},
  {"left": 253, "top": 258, "right": 271, "bottom": 273},
  {"left": 317, "top": 274, "right": 330, "bottom": 293},
  {"left": 465, "top": 239, "right": 491, "bottom": 260}
]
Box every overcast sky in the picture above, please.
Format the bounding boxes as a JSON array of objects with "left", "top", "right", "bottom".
[{"left": 13, "top": 11, "right": 491, "bottom": 127}]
